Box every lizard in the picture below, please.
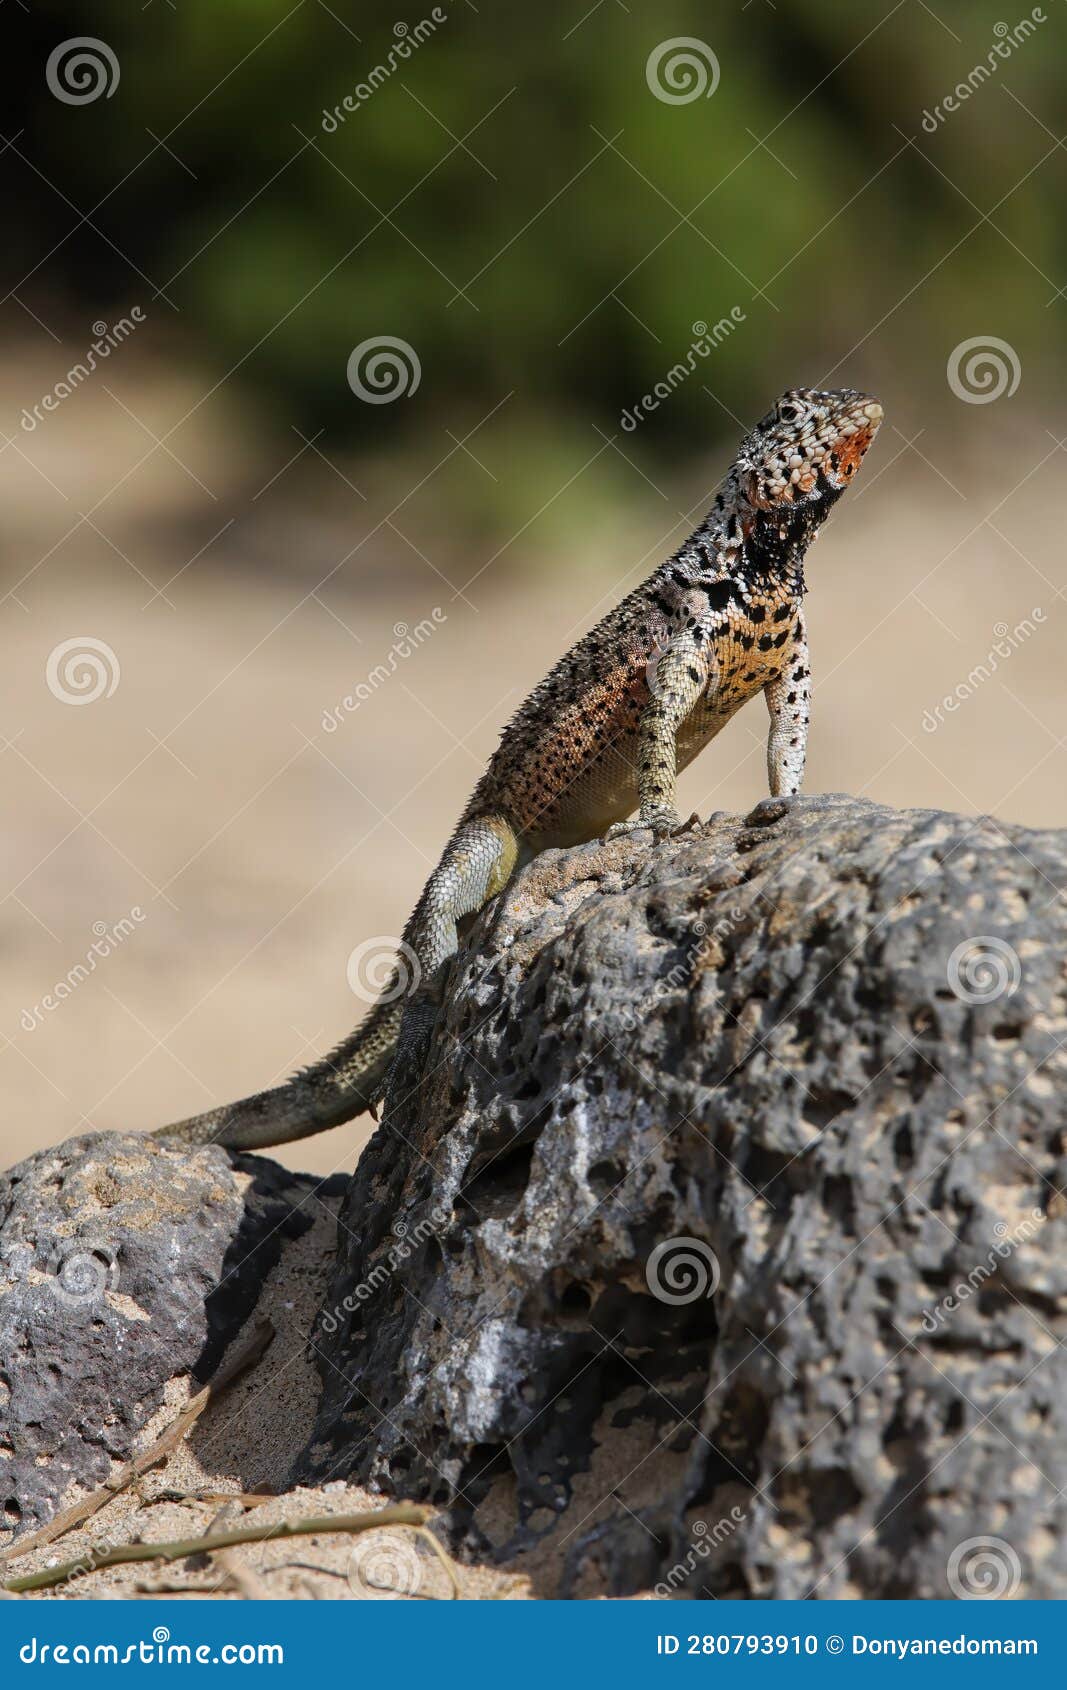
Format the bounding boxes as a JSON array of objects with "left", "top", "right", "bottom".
[{"left": 153, "top": 385, "right": 882, "bottom": 1152}]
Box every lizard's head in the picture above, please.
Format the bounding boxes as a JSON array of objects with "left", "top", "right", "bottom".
[{"left": 737, "top": 387, "right": 883, "bottom": 512}]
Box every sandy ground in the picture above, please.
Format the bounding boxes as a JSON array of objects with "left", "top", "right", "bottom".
[
  {"left": 3, "top": 345, "right": 1065, "bottom": 1181},
  {"left": 0, "top": 1186, "right": 532, "bottom": 1600},
  {"left": 0, "top": 1178, "right": 679, "bottom": 1601}
]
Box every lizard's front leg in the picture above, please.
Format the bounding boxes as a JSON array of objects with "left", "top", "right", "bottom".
[
  {"left": 607, "top": 631, "right": 709, "bottom": 839},
  {"left": 764, "top": 616, "right": 810, "bottom": 797}
]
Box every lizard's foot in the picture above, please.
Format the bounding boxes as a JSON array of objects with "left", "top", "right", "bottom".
[
  {"left": 745, "top": 795, "right": 796, "bottom": 827},
  {"left": 605, "top": 806, "right": 679, "bottom": 842},
  {"left": 382, "top": 995, "right": 439, "bottom": 1119}
]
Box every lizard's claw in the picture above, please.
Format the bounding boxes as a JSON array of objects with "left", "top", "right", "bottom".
[{"left": 606, "top": 807, "right": 680, "bottom": 842}]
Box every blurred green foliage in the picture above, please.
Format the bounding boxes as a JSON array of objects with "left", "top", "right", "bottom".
[{"left": 7, "top": 0, "right": 1066, "bottom": 446}]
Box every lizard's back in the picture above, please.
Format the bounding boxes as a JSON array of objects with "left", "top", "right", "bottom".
[{"left": 469, "top": 560, "right": 803, "bottom": 848}]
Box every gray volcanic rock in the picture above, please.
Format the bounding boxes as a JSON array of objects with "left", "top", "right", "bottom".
[
  {"left": 0, "top": 1133, "right": 333, "bottom": 1545},
  {"left": 300, "top": 793, "right": 1067, "bottom": 1598}
]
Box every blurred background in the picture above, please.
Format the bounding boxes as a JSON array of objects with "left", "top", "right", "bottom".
[{"left": 2, "top": 0, "right": 1065, "bottom": 1172}]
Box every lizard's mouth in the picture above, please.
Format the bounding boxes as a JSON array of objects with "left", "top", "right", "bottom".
[
  {"left": 741, "top": 392, "right": 884, "bottom": 508},
  {"left": 813, "top": 397, "right": 883, "bottom": 492},
  {"left": 828, "top": 422, "right": 877, "bottom": 482}
]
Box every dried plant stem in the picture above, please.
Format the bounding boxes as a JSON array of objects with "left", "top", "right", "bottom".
[
  {"left": 4, "top": 1505, "right": 431, "bottom": 1594},
  {"left": 0, "top": 1318, "right": 275, "bottom": 1567}
]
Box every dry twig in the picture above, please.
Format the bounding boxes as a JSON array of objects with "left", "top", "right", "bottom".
[
  {"left": 0, "top": 1318, "right": 275, "bottom": 1567},
  {"left": 4, "top": 1505, "right": 431, "bottom": 1594}
]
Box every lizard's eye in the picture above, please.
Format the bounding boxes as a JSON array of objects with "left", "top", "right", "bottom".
[{"left": 776, "top": 398, "right": 804, "bottom": 425}]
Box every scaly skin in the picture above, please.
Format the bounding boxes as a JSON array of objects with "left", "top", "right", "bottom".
[{"left": 154, "top": 386, "right": 882, "bottom": 1150}]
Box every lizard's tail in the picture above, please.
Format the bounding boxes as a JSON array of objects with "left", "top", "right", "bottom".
[
  {"left": 150, "top": 810, "right": 519, "bottom": 1154},
  {"left": 151, "top": 989, "right": 403, "bottom": 1152}
]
